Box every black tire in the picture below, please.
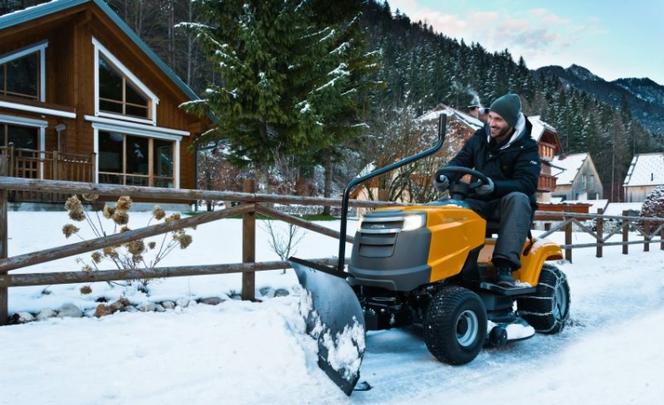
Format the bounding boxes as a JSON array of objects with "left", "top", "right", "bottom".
[
  {"left": 517, "top": 264, "right": 570, "bottom": 334},
  {"left": 424, "top": 286, "right": 487, "bottom": 365}
]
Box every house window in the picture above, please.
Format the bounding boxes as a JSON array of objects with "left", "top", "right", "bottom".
[
  {"left": 98, "top": 56, "right": 150, "bottom": 119},
  {"left": 1, "top": 123, "right": 38, "bottom": 149},
  {"left": 92, "top": 37, "right": 158, "bottom": 124},
  {"left": 0, "top": 42, "right": 47, "bottom": 102},
  {"left": 98, "top": 131, "right": 174, "bottom": 187}
]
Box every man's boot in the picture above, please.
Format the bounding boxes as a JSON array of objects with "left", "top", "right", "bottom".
[{"left": 495, "top": 266, "right": 516, "bottom": 288}]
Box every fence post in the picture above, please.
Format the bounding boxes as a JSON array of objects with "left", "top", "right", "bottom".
[
  {"left": 52, "top": 150, "right": 59, "bottom": 180},
  {"left": 596, "top": 208, "right": 604, "bottom": 258},
  {"left": 622, "top": 210, "right": 629, "bottom": 255},
  {"left": 90, "top": 152, "right": 96, "bottom": 183},
  {"left": 564, "top": 209, "right": 572, "bottom": 263},
  {"left": 644, "top": 223, "right": 650, "bottom": 252},
  {"left": 0, "top": 155, "right": 8, "bottom": 325},
  {"left": 242, "top": 178, "right": 256, "bottom": 301}
]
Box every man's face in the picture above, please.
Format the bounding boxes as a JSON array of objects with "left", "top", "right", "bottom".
[{"left": 488, "top": 111, "right": 512, "bottom": 139}]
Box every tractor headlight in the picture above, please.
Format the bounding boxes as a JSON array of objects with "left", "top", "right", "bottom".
[{"left": 402, "top": 214, "right": 426, "bottom": 231}]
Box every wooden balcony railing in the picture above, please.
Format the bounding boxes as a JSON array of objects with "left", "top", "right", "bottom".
[
  {"left": 538, "top": 173, "right": 557, "bottom": 192},
  {"left": 0, "top": 146, "right": 95, "bottom": 202}
]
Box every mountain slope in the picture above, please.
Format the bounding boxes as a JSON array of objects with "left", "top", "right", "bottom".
[{"left": 536, "top": 64, "right": 664, "bottom": 135}]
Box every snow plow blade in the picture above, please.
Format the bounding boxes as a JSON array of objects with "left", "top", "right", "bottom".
[{"left": 289, "top": 257, "right": 365, "bottom": 396}]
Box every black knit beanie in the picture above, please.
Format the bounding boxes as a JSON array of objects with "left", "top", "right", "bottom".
[{"left": 490, "top": 94, "right": 521, "bottom": 127}]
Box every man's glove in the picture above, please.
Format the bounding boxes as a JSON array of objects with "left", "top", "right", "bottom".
[
  {"left": 433, "top": 173, "right": 450, "bottom": 193},
  {"left": 476, "top": 177, "right": 494, "bottom": 196}
]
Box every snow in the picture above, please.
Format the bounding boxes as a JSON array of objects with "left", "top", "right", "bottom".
[
  {"left": 0, "top": 0, "right": 59, "bottom": 22},
  {"left": 552, "top": 153, "right": 587, "bottom": 185},
  {"left": 416, "top": 104, "right": 483, "bottom": 130},
  {"left": 321, "top": 316, "right": 365, "bottom": 381},
  {"left": 529, "top": 115, "right": 558, "bottom": 143},
  {"left": 2, "top": 212, "right": 664, "bottom": 404},
  {"left": 603, "top": 202, "right": 644, "bottom": 216},
  {"left": 623, "top": 153, "right": 664, "bottom": 187}
]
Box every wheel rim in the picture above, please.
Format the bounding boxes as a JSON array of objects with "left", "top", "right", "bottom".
[
  {"left": 456, "top": 310, "right": 479, "bottom": 347},
  {"left": 552, "top": 283, "right": 568, "bottom": 320}
]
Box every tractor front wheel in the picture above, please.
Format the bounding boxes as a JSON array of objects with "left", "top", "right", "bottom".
[{"left": 424, "top": 286, "right": 487, "bottom": 365}]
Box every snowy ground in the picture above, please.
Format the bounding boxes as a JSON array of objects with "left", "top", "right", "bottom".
[{"left": 2, "top": 211, "right": 664, "bottom": 404}]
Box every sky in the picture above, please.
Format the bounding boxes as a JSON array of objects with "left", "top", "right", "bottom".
[{"left": 388, "top": 0, "right": 664, "bottom": 85}]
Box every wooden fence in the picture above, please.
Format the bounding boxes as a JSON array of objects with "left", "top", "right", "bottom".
[
  {"left": 0, "top": 176, "right": 400, "bottom": 325},
  {"left": 0, "top": 175, "right": 663, "bottom": 325}
]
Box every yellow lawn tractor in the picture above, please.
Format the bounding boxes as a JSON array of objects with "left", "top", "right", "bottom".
[{"left": 290, "top": 115, "right": 570, "bottom": 395}]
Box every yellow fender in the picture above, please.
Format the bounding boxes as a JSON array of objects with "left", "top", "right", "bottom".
[{"left": 479, "top": 239, "right": 563, "bottom": 286}]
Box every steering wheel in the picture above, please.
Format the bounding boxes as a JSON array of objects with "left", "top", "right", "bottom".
[{"left": 435, "top": 166, "right": 493, "bottom": 199}]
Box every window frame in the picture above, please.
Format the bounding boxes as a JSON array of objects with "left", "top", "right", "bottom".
[
  {"left": 0, "top": 40, "right": 48, "bottom": 102},
  {"left": 92, "top": 121, "right": 180, "bottom": 188},
  {"left": 92, "top": 37, "right": 159, "bottom": 125},
  {"left": 0, "top": 114, "right": 48, "bottom": 179}
]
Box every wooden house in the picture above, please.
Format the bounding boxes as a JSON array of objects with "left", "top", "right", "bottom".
[
  {"left": 0, "top": 0, "right": 210, "bottom": 203},
  {"left": 551, "top": 153, "right": 603, "bottom": 201},
  {"left": 623, "top": 153, "right": 664, "bottom": 202}
]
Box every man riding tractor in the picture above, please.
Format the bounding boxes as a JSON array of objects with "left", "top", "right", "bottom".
[{"left": 435, "top": 93, "right": 540, "bottom": 288}]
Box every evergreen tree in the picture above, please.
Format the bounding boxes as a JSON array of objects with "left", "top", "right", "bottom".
[{"left": 179, "top": 0, "right": 376, "bottom": 176}]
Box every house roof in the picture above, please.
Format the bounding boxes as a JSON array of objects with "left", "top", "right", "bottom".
[
  {"left": 417, "top": 105, "right": 484, "bottom": 130},
  {"left": 551, "top": 153, "right": 588, "bottom": 185},
  {"left": 623, "top": 153, "right": 664, "bottom": 187},
  {"left": 0, "top": 0, "right": 199, "bottom": 102},
  {"left": 528, "top": 115, "right": 557, "bottom": 143}
]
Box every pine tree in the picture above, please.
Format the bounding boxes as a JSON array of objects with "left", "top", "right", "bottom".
[{"left": 180, "top": 0, "right": 375, "bottom": 176}]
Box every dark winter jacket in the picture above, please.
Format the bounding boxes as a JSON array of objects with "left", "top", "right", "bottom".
[{"left": 445, "top": 114, "right": 541, "bottom": 205}]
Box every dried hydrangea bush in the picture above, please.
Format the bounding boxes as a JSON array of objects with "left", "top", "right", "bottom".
[{"left": 62, "top": 194, "right": 194, "bottom": 294}]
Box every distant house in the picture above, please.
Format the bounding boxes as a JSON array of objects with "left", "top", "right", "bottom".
[
  {"left": 551, "top": 153, "right": 603, "bottom": 201},
  {"left": 623, "top": 153, "right": 664, "bottom": 202},
  {"left": 529, "top": 115, "right": 562, "bottom": 201},
  {"left": 0, "top": 0, "right": 211, "bottom": 203}
]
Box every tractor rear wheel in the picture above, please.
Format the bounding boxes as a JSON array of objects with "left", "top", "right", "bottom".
[
  {"left": 517, "top": 264, "right": 570, "bottom": 334},
  {"left": 424, "top": 286, "right": 487, "bottom": 365}
]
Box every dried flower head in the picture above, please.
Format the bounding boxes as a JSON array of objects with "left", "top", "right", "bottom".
[
  {"left": 102, "top": 246, "right": 118, "bottom": 259},
  {"left": 116, "top": 196, "right": 132, "bottom": 211},
  {"left": 165, "top": 213, "right": 181, "bottom": 223},
  {"left": 65, "top": 195, "right": 85, "bottom": 221},
  {"left": 82, "top": 193, "right": 99, "bottom": 202},
  {"left": 82, "top": 264, "right": 93, "bottom": 272},
  {"left": 69, "top": 210, "right": 86, "bottom": 222},
  {"left": 175, "top": 233, "right": 193, "bottom": 249},
  {"left": 132, "top": 254, "right": 143, "bottom": 263},
  {"left": 153, "top": 206, "right": 166, "bottom": 221},
  {"left": 62, "top": 224, "right": 80, "bottom": 238},
  {"left": 64, "top": 195, "right": 82, "bottom": 212},
  {"left": 120, "top": 226, "right": 131, "bottom": 233},
  {"left": 112, "top": 210, "right": 129, "bottom": 225},
  {"left": 80, "top": 285, "right": 92, "bottom": 295},
  {"left": 126, "top": 240, "right": 145, "bottom": 256},
  {"left": 148, "top": 241, "right": 156, "bottom": 250},
  {"left": 91, "top": 251, "right": 102, "bottom": 264},
  {"left": 102, "top": 204, "right": 115, "bottom": 219}
]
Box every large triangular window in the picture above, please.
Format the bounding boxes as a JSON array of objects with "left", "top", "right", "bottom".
[
  {"left": 92, "top": 38, "right": 158, "bottom": 124},
  {"left": 98, "top": 55, "right": 149, "bottom": 118}
]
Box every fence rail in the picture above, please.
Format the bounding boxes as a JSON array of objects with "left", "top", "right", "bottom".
[{"left": 0, "top": 175, "right": 663, "bottom": 325}]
